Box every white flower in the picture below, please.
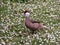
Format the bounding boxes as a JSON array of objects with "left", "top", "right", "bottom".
[
  {"left": 25, "top": 42, "right": 29, "bottom": 45},
  {"left": 1, "top": 42, "right": 5, "bottom": 45}
]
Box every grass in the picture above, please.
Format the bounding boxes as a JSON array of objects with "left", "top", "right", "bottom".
[{"left": 0, "top": 0, "right": 60, "bottom": 45}]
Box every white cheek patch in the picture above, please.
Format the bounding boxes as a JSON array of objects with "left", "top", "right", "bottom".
[{"left": 25, "top": 12, "right": 30, "bottom": 17}]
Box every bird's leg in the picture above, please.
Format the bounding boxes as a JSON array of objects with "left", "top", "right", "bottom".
[
  {"left": 27, "top": 29, "right": 36, "bottom": 35},
  {"left": 27, "top": 29, "right": 34, "bottom": 34},
  {"left": 31, "top": 30, "right": 35, "bottom": 34},
  {"left": 27, "top": 29, "right": 31, "bottom": 35}
]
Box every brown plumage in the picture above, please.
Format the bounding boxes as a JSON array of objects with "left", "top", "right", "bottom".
[
  {"left": 23, "top": 10, "right": 46, "bottom": 33},
  {"left": 25, "top": 17, "right": 44, "bottom": 30}
]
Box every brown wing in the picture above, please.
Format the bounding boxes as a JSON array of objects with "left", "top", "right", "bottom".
[{"left": 30, "top": 19, "right": 40, "bottom": 23}]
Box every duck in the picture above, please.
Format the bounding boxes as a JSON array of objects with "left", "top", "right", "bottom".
[{"left": 23, "top": 10, "right": 47, "bottom": 33}]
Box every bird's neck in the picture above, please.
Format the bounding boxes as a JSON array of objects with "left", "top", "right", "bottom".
[
  {"left": 26, "top": 16, "right": 30, "bottom": 18},
  {"left": 26, "top": 16, "right": 30, "bottom": 20}
]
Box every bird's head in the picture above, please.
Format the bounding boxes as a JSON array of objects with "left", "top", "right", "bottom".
[{"left": 23, "top": 10, "right": 30, "bottom": 17}]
